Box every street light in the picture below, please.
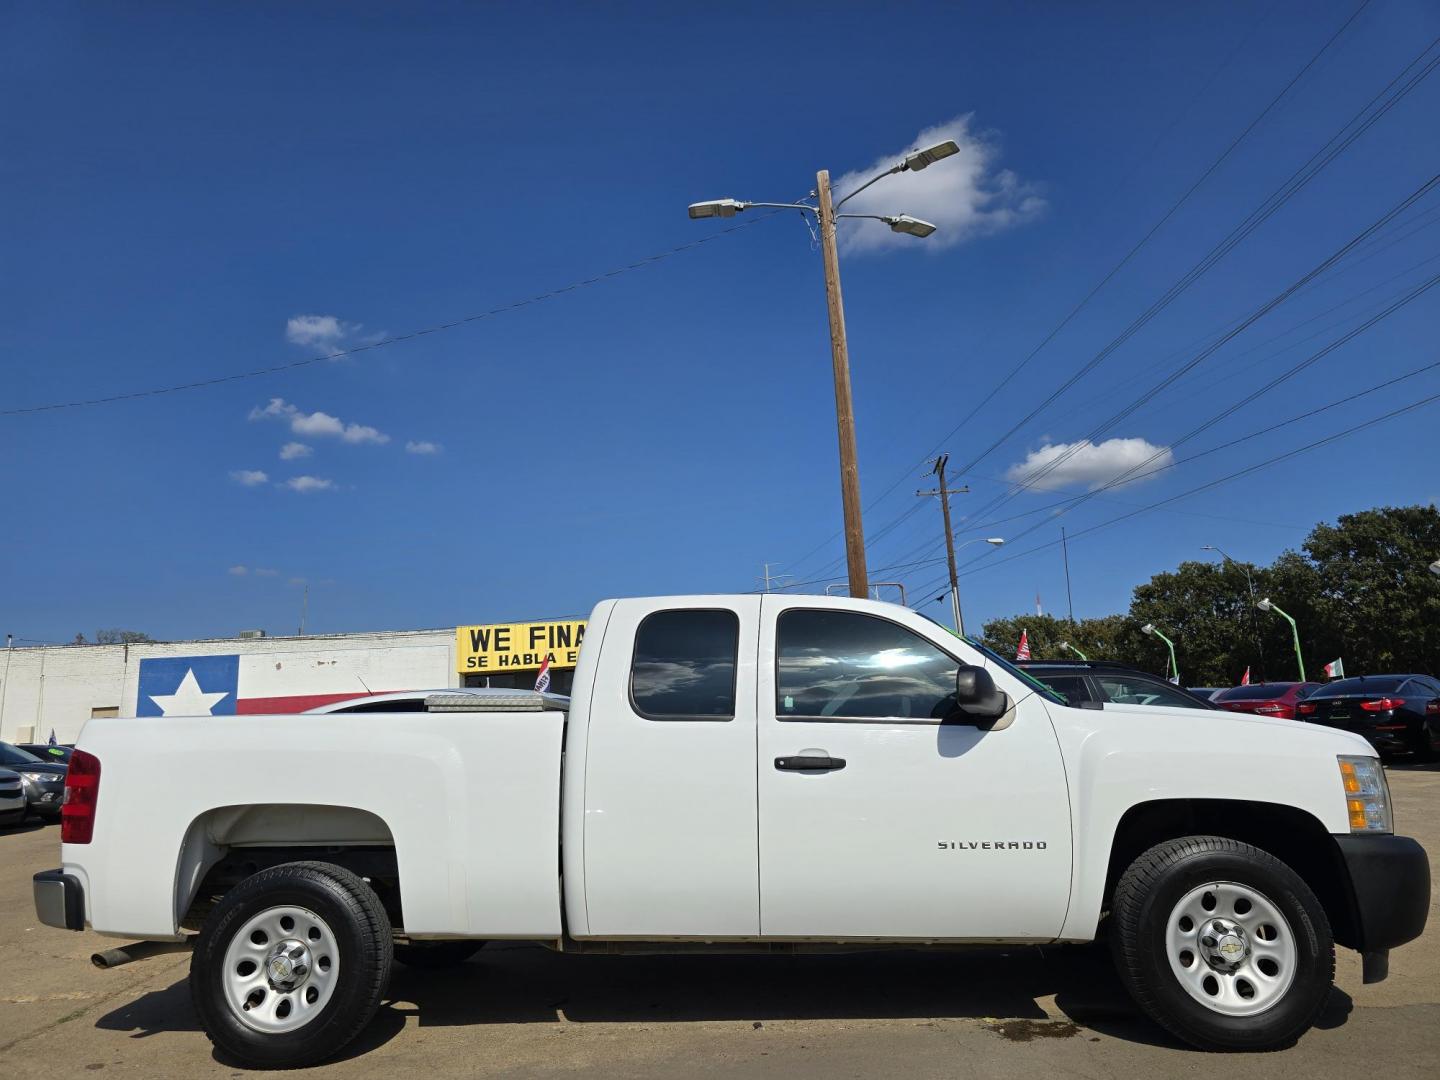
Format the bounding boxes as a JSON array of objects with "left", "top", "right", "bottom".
[
  {"left": 1256, "top": 597, "right": 1306, "bottom": 681},
  {"left": 1058, "top": 640, "right": 1089, "bottom": 661},
  {"left": 1202, "top": 544, "right": 1266, "bottom": 678},
  {"left": 689, "top": 138, "right": 963, "bottom": 598},
  {"left": 1141, "top": 623, "right": 1179, "bottom": 683}
]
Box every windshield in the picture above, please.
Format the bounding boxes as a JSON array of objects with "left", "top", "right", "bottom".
[
  {"left": 0, "top": 741, "right": 45, "bottom": 766},
  {"left": 1309, "top": 676, "right": 1409, "bottom": 698},
  {"left": 19, "top": 744, "right": 71, "bottom": 763},
  {"left": 911, "top": 613, "right": 1065, "bottom": 704},
  {"left": 1214, "top": 684, "right": 1298, "bottom": 701}
]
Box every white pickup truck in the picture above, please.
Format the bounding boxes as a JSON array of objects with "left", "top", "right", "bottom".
[{"left": 34, "top": 594, "right": 1429, "bottom": 1066}]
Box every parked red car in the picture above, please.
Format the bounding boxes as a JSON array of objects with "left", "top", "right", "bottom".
[{"left": 1210, "top": 681, "right": 1321, "bottom": 719}]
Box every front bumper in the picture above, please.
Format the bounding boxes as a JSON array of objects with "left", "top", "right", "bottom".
[
  {"left": 1334, "top": 834, "right": 1430, "bottom": 981},
  {"left": 25, "top": 782, "right": 64, "bottom": 817},
  {"left": 33, "top": 869, "right": 86, "bottom": 931}
]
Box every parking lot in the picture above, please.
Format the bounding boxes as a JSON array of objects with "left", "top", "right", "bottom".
[{"left": 1, "top": 764, "right": 1436, "bottom": 1079}]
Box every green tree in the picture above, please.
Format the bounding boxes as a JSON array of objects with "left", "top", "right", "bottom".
[
  {"left": 1301, "top": 505, "right": 1440, "bottom": 671},
  {"left": 94, "top": 629, "right": 154, "bottom": 645}
]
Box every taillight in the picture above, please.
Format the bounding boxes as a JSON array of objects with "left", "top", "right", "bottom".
[
  {"left": 61, "top": 749, "right": 100, "bottom": 844},
  {"left": 1427, "top": 702, "right": 1440, "bottom": 715},
  {"left": 1360, "top": 698, "right": 1404, "bottom": 712},
  {"left": 1297, "top": 702, "right": 1317, "bottom": 715}
]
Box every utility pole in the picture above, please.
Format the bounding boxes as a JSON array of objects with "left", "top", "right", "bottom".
[
  {"left": 1061, "top": 527, "right": 1075, "bottom": 624},
  {"left": 758, "top": 563, "right": 793, "bottom": 593},
  {"left": 916, "top": 454, "right": 969, "bottom": 636},
  {"left": 815, "top": 170, "right": 869, "bottom": 598},
  {"left": 691, "top": 140, "right": 963, "bottom": 600},
  {"left": 298, "top": 584, "right": 309, "bottom": 636}
]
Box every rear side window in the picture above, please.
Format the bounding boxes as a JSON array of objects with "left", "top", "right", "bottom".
[
  {"left": 1034, "top": 674, "right": 1090, "bottom": 705},
  {"left": 630, "top": 609, "right": 739, "bottom": 720},
  {"left": 1095, "top": 674, "right": 1209, "bottom": 710},
  {"left": 1310, "top": 676, "right": 1408, "bottom": 698}
]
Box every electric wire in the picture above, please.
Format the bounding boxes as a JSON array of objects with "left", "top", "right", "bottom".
[{"left": 2, "top": 214, "right": 780, "bottom": 417}]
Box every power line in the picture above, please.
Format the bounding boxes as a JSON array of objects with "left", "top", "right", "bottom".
[
  {"left": 896, "top": 359, "right": 1440, "bottom": 599},
  {"left": 767, "top": 7, "right": 1361, "bottom": 583},
  {"left": 941, "top": 0, "right": 1378, "bottom": 463},
  {"left": 930, "top": 385, "right": 1440, "bottom": 593},
  {"left": 959, "top": 170, "right": 1440, "bottom": 533},
  {"left": 783, "top": 23, "right": 1433, "bottom": 584},
  {"left": 2, "top": 215, "right": 779, "bottom": 418},
  {"left": 953, "top": 36, "right": 1440, "bottom": 505}
]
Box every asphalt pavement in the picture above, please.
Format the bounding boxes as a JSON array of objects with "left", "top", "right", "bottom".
[{"left": 2, "top": 764, "right": 1437, "bottom": 1078}]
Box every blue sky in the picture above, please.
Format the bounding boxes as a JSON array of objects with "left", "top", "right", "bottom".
[{"left": 3, "top": 0, "right": 1438, "bottom": 643}]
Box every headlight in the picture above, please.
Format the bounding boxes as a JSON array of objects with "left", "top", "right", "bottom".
[
  {"left": 20, "top": 770, "right": 54, "bottom": 784},
  {"left": 1338, "top": 755, "right": 1392, "bottom": 833}
]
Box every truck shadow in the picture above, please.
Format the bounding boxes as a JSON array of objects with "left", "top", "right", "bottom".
[{"left": 93, "top": 942, "right": 1354, "bottom": 1064}]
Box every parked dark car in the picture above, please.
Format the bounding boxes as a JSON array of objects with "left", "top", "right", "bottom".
[
  {"left": 1016, "top": 660, "right": 1217, "bottom": 710},
  {"left": 0, "top": 768, "right": 25, "bottom": 828},
  {"left": 17, "top": 743, "right": 73, "bottom": 764},
  {"left": 0, "top": 741, "right": 67, "bottom": 820},
  {"left": 1298, "top": 674, "right": 1440, "bottom": 759},
  {"left": 1211, "top": 681, "right": 1322, "bottom": 720}
]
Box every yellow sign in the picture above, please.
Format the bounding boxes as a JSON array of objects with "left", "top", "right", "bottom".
[{"left": 456, "top": 620, "right": 586, "bottom": 673}]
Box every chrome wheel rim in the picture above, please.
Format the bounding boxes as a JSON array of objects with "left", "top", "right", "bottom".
[
  {"left": 221, "top": 905, "right": 339, "bottom": 1033},
  {"left": 1166, "top": 881, "right": 1296, "bottom": 1016}
]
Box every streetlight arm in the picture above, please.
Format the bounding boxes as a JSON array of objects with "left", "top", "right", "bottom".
[{"left": 833, "top": 165, "right": 903, "bottom": 210}]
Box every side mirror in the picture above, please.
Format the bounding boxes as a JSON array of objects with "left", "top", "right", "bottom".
[{"left": 953, "top": 665, "right": 1010, "bottom": 725}]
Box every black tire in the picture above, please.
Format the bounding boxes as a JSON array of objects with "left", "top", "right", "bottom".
[
  {"left": 394, "top": 940, "right": 485, "bottom": 968},
  {"left": 1110, "top": 836, "right": 1333, "bottom": 1051},
  {"left": 190, "top": 861, "right": 393, "bottom": 1068}
]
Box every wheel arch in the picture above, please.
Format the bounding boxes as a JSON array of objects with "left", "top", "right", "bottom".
[
  {"left": 175, "top": 804, "right": 401, "bottom": 932},
  {"left": 1102, "top": 798, "right": 1358, "bottom": 949}
]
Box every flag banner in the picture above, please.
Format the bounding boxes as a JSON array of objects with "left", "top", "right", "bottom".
[
  {"left": 1016, "top": 629, "right": 1031, "bottom": 661},
  {"left": 1241, "top": 666, "right": 1251, "bottom": 686},
  {"left": 135, "top": 653, "right": 408, "bottom": 716},
  {"left": 534, "top": 655, "right": 552, "bottom": 693},
  {"left": 47, "top": 729, "right": 57, "bottom": 745},
  {"left": 1323, "top": 658, "right": 1345, "bottom": 679}
]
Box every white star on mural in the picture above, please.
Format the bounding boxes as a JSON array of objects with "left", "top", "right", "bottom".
[{"left": 148, "top": 668, "right": 230, "bottom": 716}]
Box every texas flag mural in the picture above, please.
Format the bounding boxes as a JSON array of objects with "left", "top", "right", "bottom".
[{"left": 136, "top": 654, "right": 396, "bottom": 716}]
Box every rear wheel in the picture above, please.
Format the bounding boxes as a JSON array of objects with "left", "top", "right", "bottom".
[
  {"left": 190, "top": 861, "right": 393, "bottom": 1068},
  {"left": 1111, "top": 836, "right": 1333, "bottom": 1051}
]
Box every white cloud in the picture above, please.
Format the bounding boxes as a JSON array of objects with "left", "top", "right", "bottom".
[
  {"left": 282, "top": 475, "right": 336, "bottom": 493},
  {"left": 405, "top": 440, "right": 442, "bottom": 455},
  {"left": 341, "top": 423, "right": 387, "bottom": 445},
  {"left": 227, "top": 565, "right": 248, "bottom": 576},
  {"left": 286, "top": 314, "right": 360, "bottom": 353},
  {"left": 230, "top": 469, "right": 269, "bottom": 487},
  {"left": 254, "top": 567, "right": 280, "bottom": 577},
  {"left": 833, "top": 115, "right": 1045, "bottom": 255},
  {"left": 1004, "top": 437, "right": 1174, "bottom": 492},
  {"left": 279, "top": 442, "right": 312, "bottom": 460},
  {"left": 249, "top": 398, "right": 390, "bottom": 445}
]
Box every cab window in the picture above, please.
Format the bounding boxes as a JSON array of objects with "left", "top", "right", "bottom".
[
  {"left": 630, "top": 609, "right": 739, "bottom": 720},
  {"left": 776, "top": 609, "right": 959, "bottom": 722}
]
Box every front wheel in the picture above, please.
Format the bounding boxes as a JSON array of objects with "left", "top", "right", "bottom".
[
  {"left": 190, "top": 861, "right": 393, "bottom": 1068},
  {"left": 1110, "top": 836, "right": 1334, "bottom": 1051}
]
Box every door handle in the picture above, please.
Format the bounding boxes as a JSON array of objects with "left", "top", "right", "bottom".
[{"left": 774, "top": 755, "right": 846, "bottom": 772}]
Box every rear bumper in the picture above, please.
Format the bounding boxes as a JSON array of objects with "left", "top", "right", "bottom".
[
  {"left": 1333, "top": 834, "right": 1429, "bottom": 980},
  {"left": 33, "top": 869, "right": 86, "bottom": 931}
]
